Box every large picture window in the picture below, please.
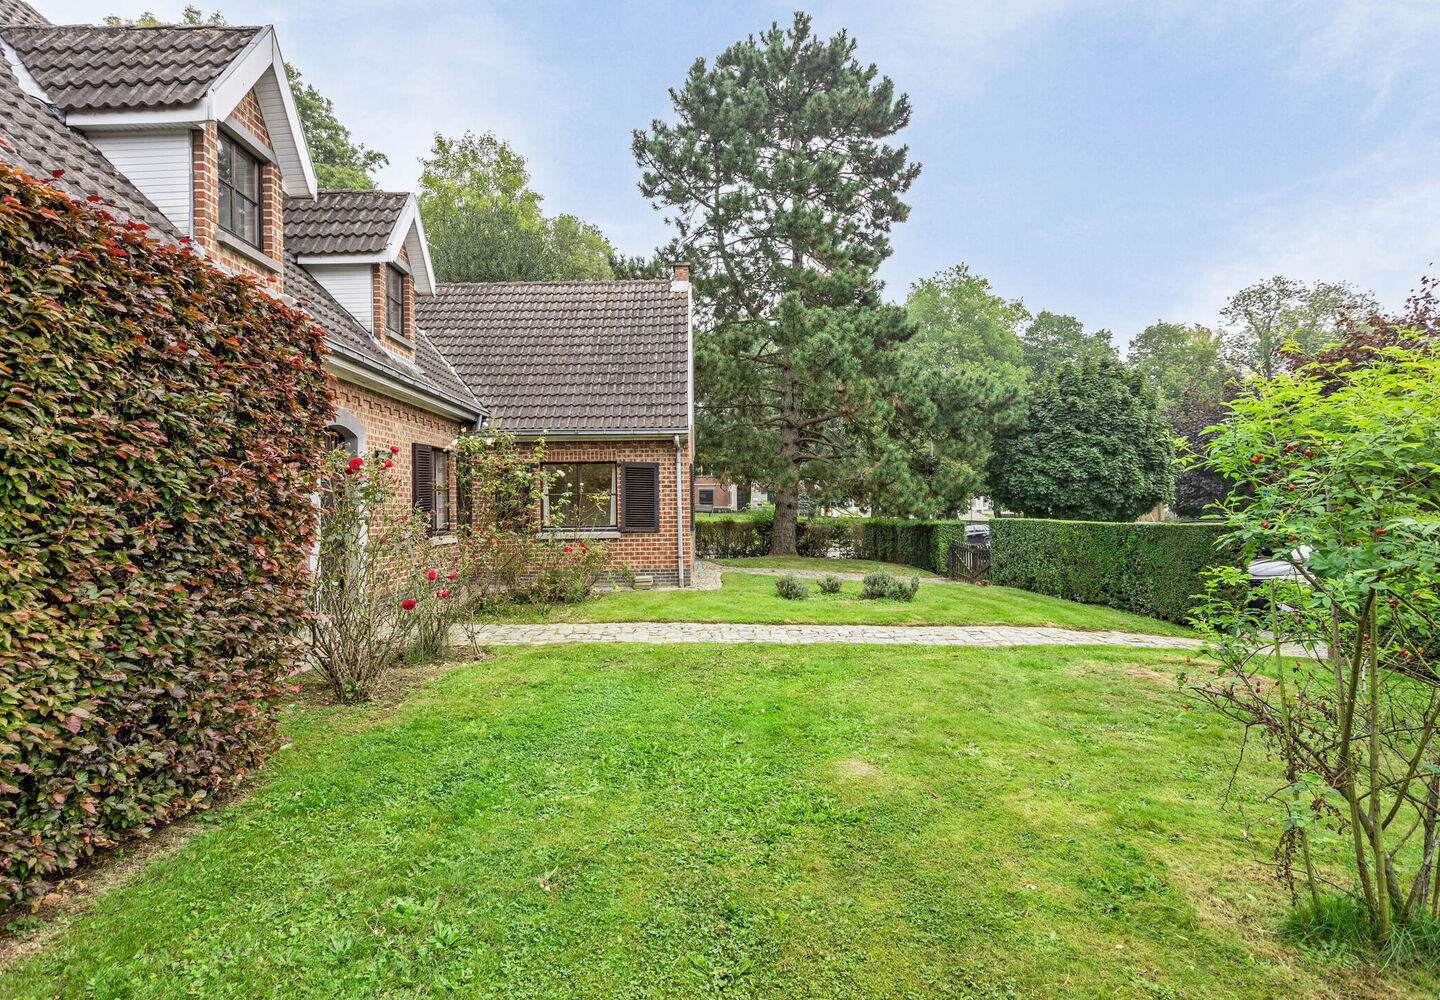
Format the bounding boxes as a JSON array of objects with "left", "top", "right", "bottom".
[
  {"left": 386, "top": 266, "right": 405, "bottom": 338},
  {"left": 218, "top": 134, "right": 261, "bottom": 246},
  {"left": 542, "top": 462, "right": 616, "bottom": 529}
]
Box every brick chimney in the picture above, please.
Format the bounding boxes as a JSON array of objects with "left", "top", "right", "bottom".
[{"left": 671, "top": 262, "right": 691, "bottom": 294}]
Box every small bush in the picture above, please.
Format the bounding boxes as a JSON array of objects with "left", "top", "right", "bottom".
[
  {"left": 819, "top": 574, "right": 843, "bottom": 594},
  {"left": 860, "top": 570, "right": 921, "bottom": 601},
  {"left": 775, "top": 573, "right": 810, "bottom": 600}
]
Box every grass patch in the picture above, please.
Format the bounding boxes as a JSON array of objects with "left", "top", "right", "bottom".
[
  {"left": 715, "top": 556, "right": 946, "bottom": 578},
  {"left": 507, "top": 572, "right": 1190, "bottom": 634},
  {"left": 4, "top": 644, "right": 1433, "bottom": 997}
]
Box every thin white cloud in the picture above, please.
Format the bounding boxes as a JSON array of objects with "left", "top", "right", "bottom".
[{"left": 1174, "top": 136, "right": 1440, "bottom": 327}]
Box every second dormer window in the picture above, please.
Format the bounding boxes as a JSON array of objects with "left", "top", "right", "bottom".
[
  {"left": 218, "top": 134, "right": 261, "bottom": 246},
  {"left": 386, "top": 265, "right": 405, "bottom": 338}
]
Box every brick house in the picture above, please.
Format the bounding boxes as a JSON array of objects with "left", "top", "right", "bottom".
[{"left": 0, "top": 3, "right": 694, "bottom": 585}]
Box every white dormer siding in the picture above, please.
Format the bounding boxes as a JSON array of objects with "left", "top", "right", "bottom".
[
  {"left": 88, "top": 130, "right": 193, "bottom": 235},
  {"left": 303, "top": 262, "right": 376, "bottom": 333}
]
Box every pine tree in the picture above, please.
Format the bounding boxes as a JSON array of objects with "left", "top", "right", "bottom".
[{"left": 633, "top": 13, "right": 922, "bottom": 552}]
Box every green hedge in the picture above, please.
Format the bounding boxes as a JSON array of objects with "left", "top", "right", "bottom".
[
  {"left": 0, "top": 163, "right": 332, "bottom": 903},
  {"left": 695, "top": 514, "right": 968, "bottom": 575},
  {"left": 988, "top": 519, "right": 1236, "bottom": 623}
]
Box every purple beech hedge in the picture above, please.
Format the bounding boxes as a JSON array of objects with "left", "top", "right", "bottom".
[{"left": 0, "top": 162, "right": 333, "bottom": 903}]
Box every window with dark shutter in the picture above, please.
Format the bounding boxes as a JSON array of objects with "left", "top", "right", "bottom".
[
  {"left": 412, "top": 444, "right": 434, "bottom": 522},
  {"left": 619, "top": 462, "right": 660, "bottom": 533}
]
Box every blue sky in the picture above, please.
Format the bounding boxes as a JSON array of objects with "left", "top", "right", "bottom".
[{"left": 44, "top": 0, "right": 1440, "bottom": 349}]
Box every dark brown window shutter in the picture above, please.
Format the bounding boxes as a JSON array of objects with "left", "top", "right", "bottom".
[
  {"left": 619, "top": 462, "right": 660, "bottom": 533},
  {"left": 412, "top": 443, "right": 434, "bottom": 517}
]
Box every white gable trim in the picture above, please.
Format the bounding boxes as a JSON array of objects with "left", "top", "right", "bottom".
[
  {"left": 389, "top": 195, "right": 436, "bottom": 296},
  {"left": 63, "top": 26, "right": 317, "bottom": 199}
]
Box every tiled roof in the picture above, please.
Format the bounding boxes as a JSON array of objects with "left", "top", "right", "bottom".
[
  {"left": 0, "top": 48, "right": 181, "bottom": 238},
  {"left": 284, "top": 190, "right": 409, "bottom": 256},
  {"left": 418, "top": 280, "right": 689, "bottom": 433},
  {"left": 283, "top": 258, "right": 481, "bottom": 416},
  {"left": 0, "top": 1, "right": 47, "bottom": 26},
  {"left": 0, "top": 25, "right": 260, "bottom": 112},
  {"left": 0, "top": 47, "right": 475, "bottom": 418}
]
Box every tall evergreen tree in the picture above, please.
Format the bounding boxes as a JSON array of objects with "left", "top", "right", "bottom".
[{"left": 633, "top": 13, "right": 922, "bottom": 553}]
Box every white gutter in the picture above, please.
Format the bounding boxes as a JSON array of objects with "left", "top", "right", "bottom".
[{"left": 674, "top": 434, "right": 686, "bottom": 587}]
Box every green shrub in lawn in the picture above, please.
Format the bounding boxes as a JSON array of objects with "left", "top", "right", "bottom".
[
  {"left": 989, "top": 518, "right": 1234, "bottom": 623},
  {"left": 819, "top": 574, "right": 843, "bottom": 594},
  {"left": 775, "top": 573, "right": 810, "bottom": 600},
  {"left": 861, "top": 570, "right": 920, "bottom": 601}
]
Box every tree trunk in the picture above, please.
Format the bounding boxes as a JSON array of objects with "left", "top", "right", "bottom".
[{"left": 772, "top": 488, "right": 799, "bottom": 555}]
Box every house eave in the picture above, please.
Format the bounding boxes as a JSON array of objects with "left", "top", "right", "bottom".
[{"left": 325, "top": 348, "right": 485, "bottom": 423}]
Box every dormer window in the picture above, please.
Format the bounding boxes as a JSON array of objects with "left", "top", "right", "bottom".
[
  {"left": 386, "top": 265, "right": 405, "bottom": 338},
  {"left": 218, "top": 134, "right": 261, "bottom": 247}
]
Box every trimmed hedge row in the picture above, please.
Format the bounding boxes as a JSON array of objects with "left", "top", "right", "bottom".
[
  {"left": 988, "top": 519, "right": 1236, "bottom": 623},
  {"left": 695, "top": 514, "right": 968, "bottom": 575},
  {"left": 0, "top": 163, "right": 332, "bottom": 902}
]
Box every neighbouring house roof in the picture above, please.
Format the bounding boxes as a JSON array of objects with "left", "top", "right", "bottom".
[
  {"left": 0, "top": 1, "right": 46, "bottom": 27},
  {"left": 1, "top": 25, "right": 260, "bottom": 112},
  {"left": 284, "top": 190, "right": 410, "bottom": 255},
  {"left": 418, "top": 280, "right": 690, "bottom": 435}
]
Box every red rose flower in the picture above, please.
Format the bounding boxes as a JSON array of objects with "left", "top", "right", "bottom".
[
  {"left": 382, "top": 459, "right": 393, "bottom": 469},
  {"left": 427, "top": 569, "right": 438, "bottom": 581},
  {"left": 433, "top": 588, "right": 441, "bottom": 597},
  {"left": 400, "top": 598, "right": 417, "bottom": 610},
  {"left": 347, "top": 456, "right": 364, "bottom": 471},
  {"left": 448, "top": 570, "right": 457, "bottom": 581},
  {"left": 564, "top": 546, "right": 572, "bottom": 553},
  {"left": 390, "top": 445, "right": 400, "bottom": 455},
  {"left": 441, "top": 588, "right": 450, "bottom": 598}
]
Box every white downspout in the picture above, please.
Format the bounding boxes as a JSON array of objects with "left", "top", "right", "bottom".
[{"left": 674, "top": 434, "right": 686, "bottom": 587}]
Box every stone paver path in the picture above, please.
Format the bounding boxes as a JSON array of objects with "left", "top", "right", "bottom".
[{"left": 449, "top": 621, "right": 1201, "bottom": 649}]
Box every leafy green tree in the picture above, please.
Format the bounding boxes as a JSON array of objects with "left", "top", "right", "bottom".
[
  {"left": 1219, "top": 276, "right": 1377, "bottom": 377},
  {"left": 106, "top": 8, "right": 390, "bottom": 190},
  {"left": 1187, "top": 346, "right": 1440, "bottom": 942},
  {"left": 905, "top": 263, "right": 1029, "bottom": 379},
  {"left": 1128, "top": 319, "right": 1221, "bottom": 407},
  {"left": 987, "top": 359, "right": 1174, "bottom": 521},
  {"left": 1020, "top": 311, "right": 1117, "bottom": 379},
  {"left": 633, "top": 13, "right": 922, "bottom": 553},
  {"left": 286, "top": 66, "right": 389, "bottom": 189},
  {"left": 419, "top": 131, "right": 615, "bottom": 283}
]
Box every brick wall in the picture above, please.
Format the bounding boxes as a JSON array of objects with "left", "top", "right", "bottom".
[
  {"left": 695, "top": 475, "right": 733, "bottom": 510},
  {"left": 228, "top": 90, "right": 271, "bottom": 146},
  {"left": 192, "top": 90, "right": 284, "bottom": 290},
  {"left": 538, "top": 438, "right": 694, "bottom": 581},
  {"left": 333, "top": 381, "right": 465, "bottom": 531},
  {"left": 372, "top": 263, "right": 416, "bottom": 362}
]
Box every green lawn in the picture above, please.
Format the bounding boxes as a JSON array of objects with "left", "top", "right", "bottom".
[
  {"left": 537, "top": 571, "right": 1190, "bottom": 635},
  {"left": 4, "top": 644, "right": 1427, "bottom": 998},
  {"left": 714, "top": 555, "right": 949, "bottom": 578}
]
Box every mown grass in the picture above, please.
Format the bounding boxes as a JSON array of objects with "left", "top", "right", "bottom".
[
  {"left": 501, "top": 571, "right": 1190, "bottom": 635},
  {"left": 5, "top": 644, "right": 1431, "bottom": 998},
  {"left": 714, "top": 556, "right": 948, "bottom": 578}
]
